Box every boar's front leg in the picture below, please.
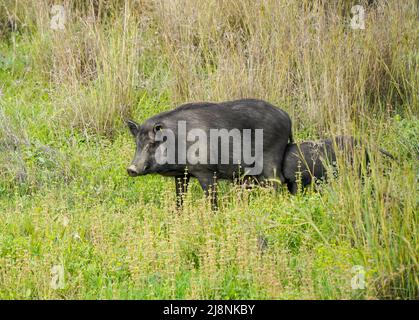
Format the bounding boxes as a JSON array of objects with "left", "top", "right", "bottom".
[
  {"left": 175, "top": 173, "right": 190, "bottom": 209},
  {"left": 195, "top": 173, "right": 218, "bottom": 211}
]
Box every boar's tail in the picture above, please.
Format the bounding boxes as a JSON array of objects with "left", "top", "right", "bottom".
[
  {"left": 379, "top": 148, "right": 395, "bottom": 160},
  {"left": 289, "top": 131, "right": 294, "bottom": 144}
]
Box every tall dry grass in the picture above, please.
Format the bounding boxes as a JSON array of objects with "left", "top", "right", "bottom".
[{"left": 1, "top": 0, "right": 417, "bottom": 135}]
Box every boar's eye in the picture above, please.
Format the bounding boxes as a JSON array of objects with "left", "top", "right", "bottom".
[{"left": 153, "top": 123, "right": 163, "bottom": 134}]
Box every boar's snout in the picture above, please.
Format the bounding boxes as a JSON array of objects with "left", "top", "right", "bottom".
[{"left": 127, "top": 165, "right": 141, "bottom": 177}]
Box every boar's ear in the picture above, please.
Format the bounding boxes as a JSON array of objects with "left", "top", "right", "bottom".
[{"left": 126, "top": 119, "right": 139, "bottom": 137}]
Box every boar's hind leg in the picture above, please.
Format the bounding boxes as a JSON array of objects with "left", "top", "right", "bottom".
[
  {"left": 195, "top": 173, "right": 218, "bottom": 211},
  {"left": 175, "top": 174, "right": 190, "bottom": 209},
  {"left": 287, "top": 181, "right": 298, "bottom": 195},
  {"left": 262, "top": 153, "right": 285, "bottom": 189}
]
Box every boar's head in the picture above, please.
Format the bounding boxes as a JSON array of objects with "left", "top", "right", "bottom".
[{"left": 126, "top": 119, "right": 167, "bottom": 177}]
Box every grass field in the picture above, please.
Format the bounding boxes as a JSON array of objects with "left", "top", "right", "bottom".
[{"left": 0, "top": 0, "right": 417, "bottom": 299}]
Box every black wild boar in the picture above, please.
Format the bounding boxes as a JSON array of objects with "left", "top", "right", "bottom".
[
  {"left": 282, "top": 136, "right": 394, "bottom": 194},
  {"left": 126, "top": 99, "right": 293, "bottom": 209}
]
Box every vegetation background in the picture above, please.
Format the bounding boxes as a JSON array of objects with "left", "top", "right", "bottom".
[{"left": 0, "top": 0, "right": 417, "bottom": 299}]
